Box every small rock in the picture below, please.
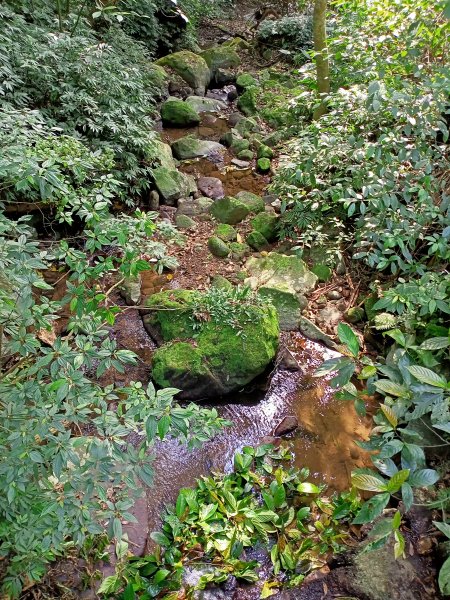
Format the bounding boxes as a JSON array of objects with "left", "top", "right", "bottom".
[
  {"left": 211, "top": 274, "right": 233, "bottom": 290},
  {"left": 210, "top": 196, "right": 250, "bottom": 225},
  {"left": 175, "top": 214, "right": 196, "bottom": 230},
  {"left": 278, "top": 348, "right": 301, "bottom": 371},
  {"left": 228, "top": 112, "right": 242, "bottom": 127},
  {"left": 271, "top": 199, "right": 282, "bottom": 212},
  {"left": 346, "top": 306, "right": 365, "bottom": 323},
  {"left": 231, "top": 158, "right": 250, "bottom": 169},
  {"left": 237, "top": 149, "right": 254, "bottom": 160},
  {"left": 260, "top": 435, "right": 281, "bottom": 446},
  {"left": 197, "top": 176, "right": 224, "bottom": 199},
  {"left": 327, "top": 290, "right": 342, "bottom": 300},
  {"left": 227, "top": 88, "right": 238, "bottom": 101},
  {"left": 161, "top": 98, "right": 201, "bottom": 127},
  {"left": 257, "top": 144, "right": 274, "bottom": 159},
  {"left": 120, "top": 275, "right": 141, "bottom": 305},
  {"left": 318, "top": 304, "right": 342, "bottom": 324},
  {"left": 336, "top": 258, "right": 347, "bottom": 275},
  {"left": 235, "top": 191, "right": 265, "bottom": 214},
  {"left": 177, "top": 197, "right": 213, "bottom": 216},
  {"left": 214, "top": 69, "right": 236, "bottom": 86},
  {"left": 273, "top": 416, "right": 298, "bottom": 437},
  {"left": 186, "top": 95, "right": 228, "bottom": 112},
  {"left": 257, "top": 157, "right": 271, "bottom": 173},
  {"left": 208, "top": 236, "right": 230, "bottom": 258},
  {"left": 247, "top": 230, "right": 270, "bottom": 251},
  {"left": 148, "top": 189, "right": 160, "bottom": 211},
  {"left": 229, "top": 242, "right": 250, "bottom": 259},
  {"left": 263, "top": 194, "right": 277, "bottom": 205},
  {"left": 215, "top": 223, "right": 237, "bottom": 242}
]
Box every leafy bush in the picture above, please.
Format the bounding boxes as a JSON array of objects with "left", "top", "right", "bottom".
[
  {"left": 257, "top": 15, "right": 313, "bottom": 55},
  {"left": 0, "top": 211, "right": 227, "bottom": 597},
  {"left": 101, "top": 444, "right": 361, "bottom": 597}
]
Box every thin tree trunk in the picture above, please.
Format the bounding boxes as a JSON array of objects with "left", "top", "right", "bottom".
[{"left": 312, "top": 0, "right": 330, "bottom": 120}]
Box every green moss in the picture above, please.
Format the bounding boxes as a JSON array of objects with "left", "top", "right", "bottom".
[
  {"left": 231, "top": 138, "right": 250, "bottom": 154},
  {"left": 211, "top": 275, "right": 233, "bottom": 290},
  {"left": 143, "top": 289, "right": 199, "bottom": 342},
  {"left": 200, "top": 46, "right": 240, "bottom": 73},
  {"left": 208, "top": 236, "right": 230, "bottom": 258},
  {"left": 175, "top": 214, "right": 196, "bottom": 229},
  {"left": 235, "top": 117, "right": 260, "bottom": 138},
  {"left": 156, "top": 51, "right": 210, "bottom": 94},
  {"left": 247, "top": 230, "right": 270, "bottom": 251},
  {"left": 236, "top": 73, "right": 258, "bottom": 90},
  {"left": 237, "top": 88, "right": 257, "bottom": 116},
  {"left": 229, "top": 242, "right": 250, "bottom": 259},
  {"left": 161, "top": 99, "right": 200, "bottom": 127},
  {"left": 311, "top": 264, "right": 332, "bottom": 282},
  {"left": 257, "top": 157, "right": 271, "bottom": 173},
  {"left": 146, "top": 289, "right": 280, "bottom": 398},
  {"left": 235, "top": 191, "right": 265, "bottom": 214},
  {"left": 257, "top": 144, "right": 274, "bottom": 160},
  {"left": 346, "top": 306, "right": 365, "bottom": 323},
  {"left": 251, "top": 213, "right": 279, "bottom": 242},
  {"left": 210, "top": 196, "right": 250, "bottom": 225},
  {"left": 215, "top": 223, "right": 237, "bottom": 242}
]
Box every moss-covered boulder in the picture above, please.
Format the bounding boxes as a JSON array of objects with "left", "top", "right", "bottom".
[
  {"left": 235, "top": 191, "right": 265, "bottom": 214},
  {"left": 251, "top": 212, "right": 279, "bottom": 242},
  {"left": 211, "top": 275, "right": 233, "bottom": 290},
  {"left": 152, "top": 167, "right": 195, "bottom": 204},
  {"left": 230, "top": 242, "right": 250, "bottom": 259},
  {"left": 177, "top": 197, "right": 213, "bottom": 216},
  {"left": 236, "top": 73, "right": 258, "bottom": 91},
  {"left": 175, "top": 214, "right": 196, "bottom": 230},
  {"left": 161, "top": 99, "right": 201, "bottom": 127},
  {"left": 345, "top": 306, "right": 365, "bottom": 324},
  {"left": 200, "top": 46, "right": 240, "bottom": 75},
  {"left": 235, "top": 117, "right": 260, "bottom": 138},
  {"left": 231, "top": 137, "right": 250, "bottom": 154},
  {"left": 210, "top": 196, "right": 250, "bottom": 225},
  {"left": 171, "top": 136, "right": 225, "bottom": 160},
  {"left": 208, "top": 236, "right": 230, "bottom": 258},
  {"left": 144, "top": 289, "right": 279, "bottom": 399},
  {"left": 237, "top": 149, "right": 254, "bottom": 161},
  {"left": 185, "top": 96, "right": 227, "bottom": 113},
  {"left": 247, "top": 230, "right": 270, "bottom": 251},
  {"left": 257, "top": 144, "right": 274, "bottom": 160},
  {"left": 156, "top": 51, "right": 211, "bottom": 95},
  {"left": 245, "top": 253, "right": 318, "bottom": 330},
  {"left": 237, "top": 88, "right": 257, "bottom": 116},
  {"left": 215, "top": 223, "right": 237, "bottom": 242},
  {"left": 257, "top": 157, "right": 271, "bottom": 173}
]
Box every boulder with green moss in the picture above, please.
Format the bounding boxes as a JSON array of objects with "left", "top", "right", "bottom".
[
  {"left": 161, "top": 99, "right": 201, "bottom": 127},
  {"left": 235, "top": 191, "right": 265, "bottom": 214},
  {"left": 245, "top": 252, "right": 318, "bottom": 330},
  {"left": 210, "top": 196, "right": 250, "bottom": 225},
  {"left": 215, "top": 223, "right": 237, "bottom": 242},
  {"left": 247, "top": 230, "right": 270, "bottom": 251},
  {"left": 211, "top": 275, "right": 233, "bottom": 290},
  {"left": 152, "top": 167, "right": 195, "bottom": 204},
  {"left": 235, "top": 117, "right": 260, "bottom": 138},
  {"left": 231, "top": 137, "right": 250, "bottom": 154},
  {"left": 156, "top": 51, "right": 211, "bottom": 95},
  {"left": 208, "top": 236, "right": 230, "bottom": 258},
  {"left": 175, "top": 214, "right": 196, "bottom": 230},
  {"left": 251, "top": 212, "right": 279, "bottom": 242},
  {"left": 236, "top": 73, "right": 258, "bottom": 91},
  {"left": 200, "top": 46, "right": 240, "bottom": 76},
  {"left": 144, "top": 289, "right": 279, "bottom": 399},
  {"left": 257, "top": 144, "right": 274, "bottom": 159},
  {"left": 237, "top": 149, "right": 254, "bottom": 161},
  {"left": 230, "top": 242, "right": 250, "bottom": 259},
  {"left": 185, "top": 96, "right": 228, "bottom": 113},
  {"left": 171, "top": 136, "right": 225, "bottom": 160},
  {"left": 257, "top": 157, "right": 271, "bottom": 173},
  {"left": 237, "top": 88, "right": 257, "bottom": 116}
]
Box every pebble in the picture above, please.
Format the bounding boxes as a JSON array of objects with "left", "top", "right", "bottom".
[
  {"left": 327, "top": 290, "right": 342, "bottom": 300},
  {"left": 231, "top": 158, "right": 251, "bottom": 169}
]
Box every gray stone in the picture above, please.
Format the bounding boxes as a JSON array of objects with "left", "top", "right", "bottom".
[
  {"left": 156, "top": 51, "right": 211, "bottom": 95},
  {"left": 273, "top": 415, "right": 299, "bottom": 437},
  {"left": 197, "top": 176, "right": 224, "bottom": 199},
  {"left": 185, "top": 95, "right": 228, "bottom": 113},
  {"left": 245, "top": 252, "right": 318, "bottom": 331},
  {"left": 171, "top": 136, "right": 226, "bottom": 160},
  {"left": 148, "top": 190, "right": 160, "bottom": 211},
  {"left": 152, "top": 167, "right": 195, "bottom": 204},
  {"left": 298, "top": 316, "right": 338, "bottom": 349},
  {"left": 231, "top": 158, "right": 250, "bottom": 169},
  {"left": 327, "top": 290, "right": 342, "bottom": 300},
  {"left": 177, "top": 197, "right": 213, "bottom": 216},
  {"left": 208, "top": 236, "right": 230, "bottom": 258},
  {"left": 175, "top": 214, "right": 196, "bottom": 230},
  {"left": 120, "top": 275, "right": 141, "bottom": 306}
]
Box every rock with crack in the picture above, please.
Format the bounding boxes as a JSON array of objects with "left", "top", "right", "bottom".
[
  {"left": 245, "top": 252, "right": 318, "bottom": 331},
  {"left": 156, "top": 51, "right": 211, "bottom": 95},
  {"left": 143, "top": 289, "right": 279, "bottom": 400},
  {"left": 171, "top": 136, "right": 226, "bottom": 161}
]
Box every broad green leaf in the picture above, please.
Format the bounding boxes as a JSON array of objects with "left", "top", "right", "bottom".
[
  {"left": 297, "top": 482, "right": 320, "bottom": 494},
  {"left": 375, "top": 380, "right": 409, "bottom": 399},
  {"left": 337, "top": 322, "right": 360, "bottom": 357},
  {"left": 439, "top": 556, "right": 450, "bottom": 595},
  {"left": 360, "top": 365, "right": 377, "bottom": 379},
  {"left": 407, "top": 366, "right": 447, "bottom": 388},
  {"left": 394, "top": 530, "right": 405, "bottom": 559},
  {"left": 379, "top": 404, "right": 398, "bottom": 427},
  {"left": 401, "top": 483, "right": 414, "bottom": 512},
  {"left": 420, "top": 337, "right": 450, "bottom": 350},
  {"left": 199, "top": 503, "right": 218, "bottom": 522},
  {"left": 351, "top": 474, "right": 387, "bottom": 492},
  {"left": 387, "top": 469, "right": 409, "bottom": 493},
  {"left": 150, "top": 531, "right": 170, "bottom": 546},
  {"left": 353, "top": 492, "right": 390, "bottom": 525},
  {"left": 97, "top": 575, "right": 120, "bottom": 594},
  {"left": 433, "top": 521, "right": 450, "bottom": 539},
  {"left": 409, "top": 469, "right": 439, "bottom": 488}
]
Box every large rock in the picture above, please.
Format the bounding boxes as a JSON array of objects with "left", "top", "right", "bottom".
[
  {"left": 177, "top": 197, "right": 213, "bottom": 216},
  {"left": 197, "top": 177, "right": 224, "bottom": 199},
  {"left": 210, "top": 196, "right": 250, "bottom": 225},
  {"left": 171, "top": 136, "right": 226, "bottom": 160},
  {"left": 156, "top": 51, "right": 211, "bottom": 95},
  {"left": 200, "top": 46, "right": 240, "bottom": 75},
  {"left": 185, "top": 96, "right": 228, "bottom": 113},
  {"left": 152, "top": 167, "right": 196, "bottom": 204},
  {"left": 152, "top": 140, "right": 176, "bottom": 170},
  {"left": 161, "top": 98, "right": 201, "bottom": 127},
  {"left": 143, "top": 289, "right": 279, "bottom": 399},
  {"left": 245, "top": 252, "right": 318, "bottom": 330},
  {"left": 235, "top": 191, "right": 265, "bottom": 214},
  {"left": 235, "top": 116, "right": 260, "bottom": 138},
  {"left": 251, "top": 212, "right": 279, "bottom": 242}
]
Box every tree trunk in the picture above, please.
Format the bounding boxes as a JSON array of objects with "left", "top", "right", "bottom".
[{"left": 313, "top": 0, "right": 330, "bottom": 120}]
